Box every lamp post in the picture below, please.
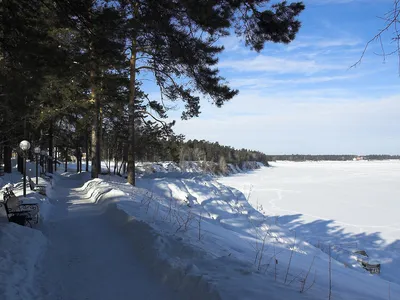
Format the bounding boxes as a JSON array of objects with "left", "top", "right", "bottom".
[
  {"left": 34, "top": 147, "right": 41, "bottom": 185},
  {"left": 40, "top": 150, "right": 46, "bottom": 174},
  {"left": 19, "top": 140, "right": 31, "bottom": 197}
]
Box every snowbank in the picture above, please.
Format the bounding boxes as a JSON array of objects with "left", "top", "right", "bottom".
[
  {"left": 76, "top": 175, "right": 400, "bottom": 300},
  {"left": 62, "top": 178, "right": 222, "bottom": 299},
  {"left": 0, "top": 223, "right": 47, "bottom": 300},
  {"left": 135, "top": 161, "right": 265, "bottom": 177},
  {"left": 106, "top": 205, "right": 222, "bottom": 300}
]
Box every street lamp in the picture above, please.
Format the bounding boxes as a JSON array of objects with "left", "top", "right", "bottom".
[
  {"left": 19, "top": 140, "right": 31, "bottom": 197},
  {"left": 34, "top": 147, "right": 41, "bottom": 185},
  {"left": 40, "top": 150, "right": 46, "bottom": 174}
]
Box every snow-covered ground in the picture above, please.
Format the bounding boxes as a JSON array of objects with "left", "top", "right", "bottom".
[
  {"left": 219, "top": 160, "right": 400, "bottom": 285},
  {"left": 63, "top": 159, "right": 262, "bottom": 176},
  {"left": 103, "top": 167, "right": 400, "bottom": 299},
  {"left": 0, "top": 223, "right": 47, "bottom": 299},
  {"left": 33, "top": 175, "right": 187, "bottom": 300},
  {"left": 1, "top": 160, "right": 399, "bottom": 300}
]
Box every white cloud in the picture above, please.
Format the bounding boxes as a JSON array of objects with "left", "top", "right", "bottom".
[
  {"left": 287, "top": 37, "right": 362, "bottom": 51},
  {"left": 171, "top": 92, "right": 400, "bottom": 154},
  {"left": 219, "top": 55, "right": 347, "bottom": 74},
  {"left": 228, "top": 73, "right": 361, "bottom": 89}
]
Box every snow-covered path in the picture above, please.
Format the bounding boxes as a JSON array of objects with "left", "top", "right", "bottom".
[{"left": 34, "top": 176, "right": 179, "bottom": 300}]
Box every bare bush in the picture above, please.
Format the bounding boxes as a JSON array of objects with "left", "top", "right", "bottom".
[
  {"left": 300, "top": 256, "right": 316, "bottom": 293},
  {"left": 284, "top": 231, "right": 297, "bottom": 284}
]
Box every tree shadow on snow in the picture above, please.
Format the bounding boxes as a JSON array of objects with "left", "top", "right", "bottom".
[{"left": 274, "top": 213, "right": 400, "bottom": 285}]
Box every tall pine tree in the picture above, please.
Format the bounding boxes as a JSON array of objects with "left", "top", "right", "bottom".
[{"left": 118, "top": 0, "right": 305, "bottom": 185}]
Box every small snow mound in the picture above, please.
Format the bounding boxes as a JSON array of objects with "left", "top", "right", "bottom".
[
  {"left": 0, "top": 223, "right": 47, "bottom": 300},
  {"left": 76, "top": 178, "right": 104, "bottom": 192}
]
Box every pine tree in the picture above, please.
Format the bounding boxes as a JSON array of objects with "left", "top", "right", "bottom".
[
  {"left": 1, "top": 0, "right": 303, "bottom": 180},
  {"left": 118, "top": 0, "right": 304, "bottom": 185}
]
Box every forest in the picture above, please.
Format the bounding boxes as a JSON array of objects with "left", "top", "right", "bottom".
[
  {"left": 1, "top": 0, "right": 304, "bottom": 184},
  {"left": 267, "top": 154, "right": 400, "bottom": 161}
]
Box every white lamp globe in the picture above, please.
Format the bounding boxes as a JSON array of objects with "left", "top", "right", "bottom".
[
  {"left": 34, "top": 147, "right": 41, "bottom": 154},
  {"left": 19, "top": 140, "right": 31, "bottom": 151}
]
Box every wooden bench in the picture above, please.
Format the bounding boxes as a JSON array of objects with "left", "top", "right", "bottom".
[
  {"left": 28, "top": 177, "right": 47, "bottom": 196},
  {"left": 0, "top": 185, "right": 40, "bottom": 227}
]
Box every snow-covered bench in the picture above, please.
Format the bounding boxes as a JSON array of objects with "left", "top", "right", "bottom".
[
  {"left": 0, "top": 185, "right": 39, "bottom": 227},
  {"left": 28, "top": 177, "right": 47, "bottom": 196}
]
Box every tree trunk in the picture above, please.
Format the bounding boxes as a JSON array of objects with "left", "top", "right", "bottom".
[
  {"left": 118, "top": 161, "right": 124, "bottom": 176},
  {"left": 3, "top": 145, "right": 12, "bottom": 173},
  {"left": 86, "top": 131, "right": 89, "bottom": 172},
  {"left": 88, "top": 0, "right": 100, "bottom": 179},
  {"left": 98, "top": 107, "right": 102, "bottom": 174},
  {"left": 54, "top": 146, "right": 57, "bottom": 172},
  {"left": 65, "top": 147, "right": 68, "bottom": 172},
  {"left": 80, "top": 151, "right": 83, "bottom": 173},
  {"left": 48, "top": 122, "right": 53, "bottom": 173},
  {"left": 77, "top": 147, "right": 80, "bottom": 173},
  {"left": 90, "top": 68, "right": 100, "bottom": 178},
  {"left": 127, "top": 33, "right": 137, "bottom": 185},
  {"left": 113, "top": 158, "right": 118, "bottom": 175}
]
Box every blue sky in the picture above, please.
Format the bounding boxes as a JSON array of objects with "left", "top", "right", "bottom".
[{"left": 157, "top": 0, "right": 400, "bottom": 155}]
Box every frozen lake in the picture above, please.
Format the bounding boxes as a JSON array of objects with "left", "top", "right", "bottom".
[{"left": 219, "top": 160, "right": 400, "bottom": 246}]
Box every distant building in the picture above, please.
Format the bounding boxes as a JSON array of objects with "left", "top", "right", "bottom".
[{"left": 353, "top": 156, "right": 365, "bottom": 161}]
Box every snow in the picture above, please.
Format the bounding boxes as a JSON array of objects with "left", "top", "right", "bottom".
[
  {"left": 0, "top": 223, "right": 47, "bottom": 300},
  {"left": 31, "top": 173, "right": 218, "bottom": 300},
  {"left": 1, "top": 159, "right": 399, "bottom": 300},
  {"left": 100, "top": 164, "right": 400, "bottom": 300},
  {"left": 62, "top": 160, "right": 263, "bottom": 177},
  {"left": 221, "top": 161, "right": 400, "bottom": 244},
  {"left": 219, "top": 160, "right": 400, "bottom": 286}
]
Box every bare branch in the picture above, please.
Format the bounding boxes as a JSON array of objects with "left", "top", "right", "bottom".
[{"left": 351, "top": 0, "right": 400, "bottom": 74}]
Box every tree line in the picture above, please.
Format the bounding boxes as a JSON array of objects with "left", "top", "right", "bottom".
[
  {"left": 102, "top": 138, "right": 270, "bottom": 176},
  {"left": 1, "top": 0, "right": 305, "bottom": 185},
  {"left": 267, "top": 154, "right": 400, "bottom": 161},
  {"left": 161, "top": 139, "right": 269, "bottom": 165}
]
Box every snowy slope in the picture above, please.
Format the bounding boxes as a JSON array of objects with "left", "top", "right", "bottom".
[
  {"left": 96, "top": 170, "right": 400, "bottom": 300},
  {"left": 61, "top": 159, "right": 264, "bottom": 177}
]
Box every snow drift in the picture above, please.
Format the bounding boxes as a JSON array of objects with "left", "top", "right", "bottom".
[{"left": 0, "top": 223, "right": 47, "bottom": 300}]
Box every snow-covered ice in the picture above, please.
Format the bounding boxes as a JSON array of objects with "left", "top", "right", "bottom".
[{"left": 219, "top": 160, "right": 400, "bottom": 285}]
